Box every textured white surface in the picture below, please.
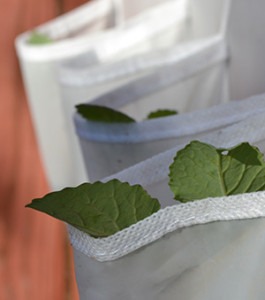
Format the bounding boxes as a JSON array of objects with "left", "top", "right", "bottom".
[
  {"left": 69, "top": 108, "right": 265, "bottom": 262},
  {"left": 68, "top": 191, "right": 265, "bottom": 262},
  {"left": 70, "top": 108, "right": 265, "bottom": 299},
  {"left": 75, "top": 91, "right": 265, "bottom": 181},
  {"left": 72, "top": 217, "right": 265, "bottom": 300},
  {"left": 76, "top": 94, "right": 265, "bottom": 143}
]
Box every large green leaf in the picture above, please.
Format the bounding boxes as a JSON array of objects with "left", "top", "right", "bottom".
[
  {"left": 169, "top": 141, "right": 265, "bottom": 202},
  {"left": 26, "top": 179, "right": 160, "bottom": 237},
  {"left": 147, "top": 109, "right": 178, "bottom": 119},
  {"left": 28, "top": 31, "right": 53, "bottom": 45},
  {"left": 76, "top": 104, "right": 135, "bottom": 123}
]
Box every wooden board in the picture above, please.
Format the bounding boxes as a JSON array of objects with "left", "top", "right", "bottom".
[{"left": 0, "top": 0, "right": 89, "bottom": 299}]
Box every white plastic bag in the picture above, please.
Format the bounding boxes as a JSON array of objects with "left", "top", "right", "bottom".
[
  {"left": 15, "top": 0, "right": 186, "bottom": 189},
  {"left": 68, "top": 102, "right": 265, "bottom": 300}
]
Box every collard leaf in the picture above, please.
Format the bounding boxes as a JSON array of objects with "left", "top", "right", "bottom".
[
  {"left": 169, "top": 141, "right": 265, "bottom": 202},
  {"left": 28, "top": 31, "right": 53, "bottom": 45},
  {"left": 26, "top": 179, "right": 160, "bottom": 237},
  {"left": 76, "top": 104, "right": 135, "bottom": 123},
  {"left": 147, "top": 109, "right": 178, "bottom": 119}
]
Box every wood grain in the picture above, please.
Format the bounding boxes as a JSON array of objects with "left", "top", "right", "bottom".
[{"left": 0, "top": 0, "right": 88, "bottom": 299}]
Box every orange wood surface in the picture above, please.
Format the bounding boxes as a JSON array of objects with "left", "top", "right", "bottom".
[{"left": 0, "top": 0, "right": 88, "bottom": 299}]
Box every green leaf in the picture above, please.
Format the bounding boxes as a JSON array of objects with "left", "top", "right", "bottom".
[
  {"left": 26, "top": 179, "right": 160, "bottom": 237},
  {"left": 76, "top": 104, "right": 135, "bottom": 123},
  {"left": 169, "top": 141, "right": 265, "bottom": 202},
  {"left": 28, "top": 31, "right": 53, "bottom": 45},
  {"left": 147, "top": 109, "right": 178, "bottom": 119}
]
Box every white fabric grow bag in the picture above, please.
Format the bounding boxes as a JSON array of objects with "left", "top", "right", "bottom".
[
  {"left": 75, "top": 87, "right": 265, "bottom": 182},
  {"left": 60, "top": 0, "right": 230, "bottom": 185},
  {"left": 68, "top": 108, "right": 265, "bottom": 300},
  {"left": 15, "top": 0, "right": 186, "bottom": 190},
  {"left": 65, "top": 34, "right": 229, "bottom": 183}
]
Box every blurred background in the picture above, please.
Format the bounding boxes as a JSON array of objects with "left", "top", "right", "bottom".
[{"left": 0, "top": 0, "right": 88, "bottom": 299}]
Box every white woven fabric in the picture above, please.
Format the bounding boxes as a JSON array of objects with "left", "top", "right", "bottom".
[
  {"left": 69, "top": 108, "right": 265, "bottom": 299},
  {"left": 75, "top": 93, "right": 265, "bottom": 181},
  {"left": 72, "top": 217, "right": 265, "bottom": 300},
  {"left": 68, "top": 191, "right": 265, "bottom": 262},
  {"left": 77, "top": 87, "right": 265, "bottom": 145},
  {"left": 69, "top": 106, "right": 265, "bottom": 261}
]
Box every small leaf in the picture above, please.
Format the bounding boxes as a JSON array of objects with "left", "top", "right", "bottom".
[
  {"left": 169, "top": 141, "right": 265, "bottom": 202},
  {"left": 28, "top": 31, "right": 53, "bottom": 45},
  {"left": 26, "top": 179, "right": 160, "bottom": 237},
  {"left": 76, "top": 104, "right": 135, "bottom": 123},
  {"left": 147, "top": 109, "right": 178, "bottom": 119}
]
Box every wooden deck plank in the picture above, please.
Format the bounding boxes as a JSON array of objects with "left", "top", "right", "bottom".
[{"left": 0, "top": 0, "right": 88, "bottom": 299}]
